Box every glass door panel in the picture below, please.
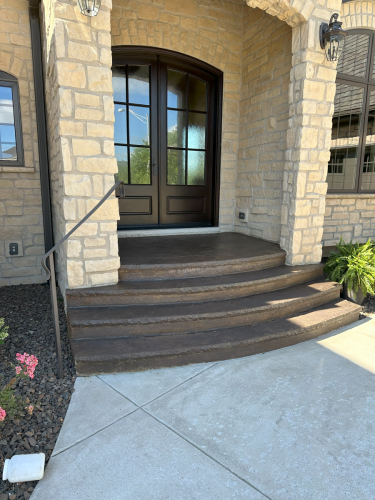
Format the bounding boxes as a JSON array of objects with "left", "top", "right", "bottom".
[{"left": 112, "top": 55, "right": 158, "bottom": 228}]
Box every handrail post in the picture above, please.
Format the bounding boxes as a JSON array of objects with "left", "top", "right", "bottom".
[
  {"left": 48, "top": 253, "right": 63, "bottom": 379},
  {"left": 42, "top": 180, "right": 124, "bottom": 378}
]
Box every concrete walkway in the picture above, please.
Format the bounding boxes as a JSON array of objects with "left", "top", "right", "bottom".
[{"left": 31, "top": 318, "right": 375, "bottom": 500}]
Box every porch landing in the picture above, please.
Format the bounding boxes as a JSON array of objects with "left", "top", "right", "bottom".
[{"left": 66, "top": 233, "right": 361, "bottom": 375}]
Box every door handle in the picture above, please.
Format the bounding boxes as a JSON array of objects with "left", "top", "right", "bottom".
[{"left": 152, "top": 158, "right": 157, "bottom": 176}]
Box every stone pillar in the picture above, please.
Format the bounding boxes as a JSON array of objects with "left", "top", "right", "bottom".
[
  {"left": 41, "top": 0, "right": 119, "bottom": 295},
  {"left": 280, "top": 14, "right": 338, "bottom": 265}
]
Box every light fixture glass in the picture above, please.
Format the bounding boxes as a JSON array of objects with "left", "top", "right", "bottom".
[
  {"left": 77, "top": 0, "right": 101, "bottom": 16},
  {"left": 320, "top": 13, "right": 348, "bottom": 62}
]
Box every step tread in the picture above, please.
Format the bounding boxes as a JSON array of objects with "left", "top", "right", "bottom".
[
  {"left": 71, "top": 299, "right": 361, "bottom": 362},
  {"left": 67, "top": 264, "right": 323, "bottom": 296},
  {"left": 68, "top": 279, "right": 339, "bottom": 326},
  {"left": 119, "top": 233, "right": 284, "bottom": 266}
]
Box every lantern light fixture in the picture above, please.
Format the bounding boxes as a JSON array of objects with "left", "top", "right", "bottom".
[
  {"left": 320, "top": 13, "right": 348, "bottom": 62},
  {"left": 77, "top": 0, "right": 101, "bottom": 16}
]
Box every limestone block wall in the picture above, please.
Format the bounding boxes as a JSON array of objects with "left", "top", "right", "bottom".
[
  {"left": 40, "top": 0, "right": 120, "bottom": 296},
  {"left": 321, "top": 1, "right": 375, "bottom": 247},
  {"left": 111, "top": 0, "right": 245, "bottom": 228},
  {"left": 0, "top": 0, "right": 46, "bottom": 286},
  {"left": 280, "top": 2, "right": 342, "bottom": 266},
  {"left": 323, "top": 195, "right": 375, "bottom": 245},
  {"left": 235, "top": 7, "right": 292, "bottom": 242}
]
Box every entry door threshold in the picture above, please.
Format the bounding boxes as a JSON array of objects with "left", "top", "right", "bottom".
[{"left": 117, "top": 227, "right": 221, "bottom": 238}]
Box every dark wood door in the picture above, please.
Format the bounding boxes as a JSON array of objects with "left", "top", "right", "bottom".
[{"left": 112, "top": 50, "right": 220, "bottom": 229}]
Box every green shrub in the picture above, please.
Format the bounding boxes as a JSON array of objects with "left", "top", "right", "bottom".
[
  {"left": 324, "top": 238, "right": 375, "bottom": 297},
  {"left": 0, "top": 318, "right": 9, "bottom": 345}
]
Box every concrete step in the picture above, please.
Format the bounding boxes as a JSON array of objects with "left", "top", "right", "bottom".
[
  {"left": 71, "top": 299, "right": 362, "bottom": 375},
  {"left": 68, "top": 280, "right": 342, "bottom": 339},
  {"left": 67, "top": 264, "right": 324, "bottom": 306},
  {"left": 118, "top": 248, "right": 286, "bottom": 280}
]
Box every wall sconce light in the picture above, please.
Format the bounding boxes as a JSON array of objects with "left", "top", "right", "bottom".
[
  {"left": 77, "top": 0, "right": 101, "bottom": 16},
  {"left": 320, "top": 13, "right": 348, "bottom": 62}
]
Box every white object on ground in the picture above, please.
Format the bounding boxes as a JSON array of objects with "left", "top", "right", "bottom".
[{"left": 2, "top": 453, "right": 45, "bottom": 483}]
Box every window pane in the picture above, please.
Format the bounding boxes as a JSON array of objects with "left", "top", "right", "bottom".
[
  {"left": 0, "top": 86, "right": 17, "bottom": 161},
  {"left": 0, "top": 143, "right": 16, "bottom": 160},
  {"left": 167, "top": 69, "right": 187, "bottom": 109},
  {"left": 188, "top": 150, "right": 205, "bottom": 185},
  {"left": 168, "top": 149, "right": 185, "bottom": 185},
  {"left": 128, "top": 66, "right": 150, "bottom": 105},
  {"left": 188, "top": 112, "right": 205, "bottom": 150},
  {"left": 114, "top": 104, "right": 127, "bottom": 144},
  {"left": 188, "top": 76, "right": 206, "bottom": 111},
  {"left": 361, "top": 89, "right": 375, "bottom": 190},
  {"left": 115, "top": 145, "right": 128, "bottom": 184},
  {"left": 337, "top": 33, "right": 370, "bottom": 79},
  {"left": 328, "top": 83, "right": 364, "bottom": 190},
  {"left": 129, "top": 105, "right": 150, "bottom": 145},
  {"left": 167, "top": 110, "right": 186, "bottom": 148},
  {"left": 112, "top": 67, "right": 126, "bottom": 103},
  {"left": 130, "top": 146, "right": 151, "bottom": 184}
]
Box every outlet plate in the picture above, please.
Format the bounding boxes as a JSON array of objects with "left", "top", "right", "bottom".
[{"left": 5, "top": 240, "right": 23, "bottom": 257}]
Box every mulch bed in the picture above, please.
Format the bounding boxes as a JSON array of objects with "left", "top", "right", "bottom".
[
  {"left": 362, "top": 293, "right": 375, "bottom": 316},
  {"left": 0, "top": 284, "right": 76, "bottom": 500}
]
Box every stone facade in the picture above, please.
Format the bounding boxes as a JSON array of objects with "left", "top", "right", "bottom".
[
  {"left": 0, "top": 0, "right": 46, "bottom": 286},
  {"left": 40, "top": 0, "right": 120, "bottom": 297},
  {"left": 323, "top": 194, "right": 375, "bottom": 246},
  {"left": 2, "top": 0, "right": 367, "bottom": 293},
  {"left": 235, "top": 8, "right": 292, "bottom": 243},
  {"left": 321, "top": 0, "right": 375, "bottom": 248}
]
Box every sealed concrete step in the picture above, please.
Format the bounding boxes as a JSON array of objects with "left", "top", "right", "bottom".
[
  {"left": 68, "top": 280, "right": 341, "bottom": 339},
  {"left": 119, "top": 250, "right": 286, "bottom": 280},
  {"left": 71, "top": 299, "right": 362, "bottom": 375},
  {"left": 67, "top": 264, "right": 324, "bottom": 306},
  {"left": 118, "top": 233, "right": 285, "bottom": 281}
]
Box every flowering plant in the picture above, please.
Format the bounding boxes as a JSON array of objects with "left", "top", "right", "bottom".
[
  {"left": 0, "top": 352, "right": 38, "bottom": 426},
  {"left": 15, "top": 352, "right": 38, "bottom": 379},
  {"left": 0, "top": 318, "right": 9, "bottom": 345}
]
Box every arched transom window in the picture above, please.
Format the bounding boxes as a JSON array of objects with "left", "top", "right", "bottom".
[{"left": 329, "top": 29, "right": 375, "bottom": 192}]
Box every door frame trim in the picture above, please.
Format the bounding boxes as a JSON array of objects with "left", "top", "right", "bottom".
[{"left": 111, "top": 45, "right": 223, "bottom": 228}]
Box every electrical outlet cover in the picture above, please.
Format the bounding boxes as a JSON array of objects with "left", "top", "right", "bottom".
[{"left": 5, "top": 239, "right": 23, "bottom": 257}]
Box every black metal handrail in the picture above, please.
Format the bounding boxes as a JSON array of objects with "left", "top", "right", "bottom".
[{"left": 42, "top": 180, "right": 124, "bottom": 378}]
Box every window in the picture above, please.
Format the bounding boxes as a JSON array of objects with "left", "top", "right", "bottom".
[
  {"left": 0, "top": 71, "right": 24, "bottom": 167},
  {"left": 328, "top": 29, "right": 375, "bottom": 192}
]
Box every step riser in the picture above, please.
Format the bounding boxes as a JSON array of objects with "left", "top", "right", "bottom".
[
  {"left": 74, "top": 305, "right": 360, "bottom": 376},
  {"left": 69, "top": 286, "right": 341, "bottom": 340},
  {"left": 119, "top": 253, "right": 286, "bottom": 281},
  {"left": 68, "top": 267, "right": 323, "bottom": 307}
]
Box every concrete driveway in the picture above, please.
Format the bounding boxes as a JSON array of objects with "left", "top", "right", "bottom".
[{"left": 31, "top": 318, "right": 375, "bottom": 500}]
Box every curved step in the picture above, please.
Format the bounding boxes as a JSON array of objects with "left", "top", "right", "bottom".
[
  {"left": 72, "top": 300, "right": 362, "bottom": 375},
  {"left": 68, "top": 280, "right": 341, "bottom": 339},
  {"left": 68, "top": 264, "right": 324, "bottom": 306},
  {"left": 119, "top": 250, "right": 286, "bottom": 281}
]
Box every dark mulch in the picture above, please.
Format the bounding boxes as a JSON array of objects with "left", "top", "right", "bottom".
[
  {"left": 0, "top": 284, "right": 76, "bottom": 500},
  {"left": 362, "top": 293, "right": 375, "bottom": 316}
]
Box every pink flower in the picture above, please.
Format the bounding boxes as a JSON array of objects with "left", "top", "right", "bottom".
[
  {"left": 27, "top": 405, "right": 34, "bottom": 415},
  {"left": 0, "top": 407, "right": 6, "bottom": 422},
  {"left": 15, "top": 353, "right": 38, "bottom": 379},
  {"left": 15, "top": 366, "right": 22, "bottom": 375}
]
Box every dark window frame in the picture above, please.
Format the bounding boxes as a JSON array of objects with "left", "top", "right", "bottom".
[
  {"left": 0, "top": 70, "right": 24, "bottom": 167},
  {"left": 329, "top": 29, "right": 375, "bottom": 193}
]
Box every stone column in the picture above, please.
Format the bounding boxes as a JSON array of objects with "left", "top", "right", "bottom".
[
  {"left": 280, "top": 11, "right": 339, "bottom": 265},
  {"left": 41, "top": 0, "right": 119, "bottom": 295}
]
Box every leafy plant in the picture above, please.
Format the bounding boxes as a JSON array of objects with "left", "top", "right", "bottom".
[
  {"left": 0, "top": 318, "right": 9, "bottom": 345},
  {"left": 324, "top": 238, "right": 375, "bottom": 297}
]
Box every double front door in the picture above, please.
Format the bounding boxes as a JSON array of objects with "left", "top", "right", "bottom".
[{"left": 112, "top": 50, "right": 220, "bottom": 229}]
